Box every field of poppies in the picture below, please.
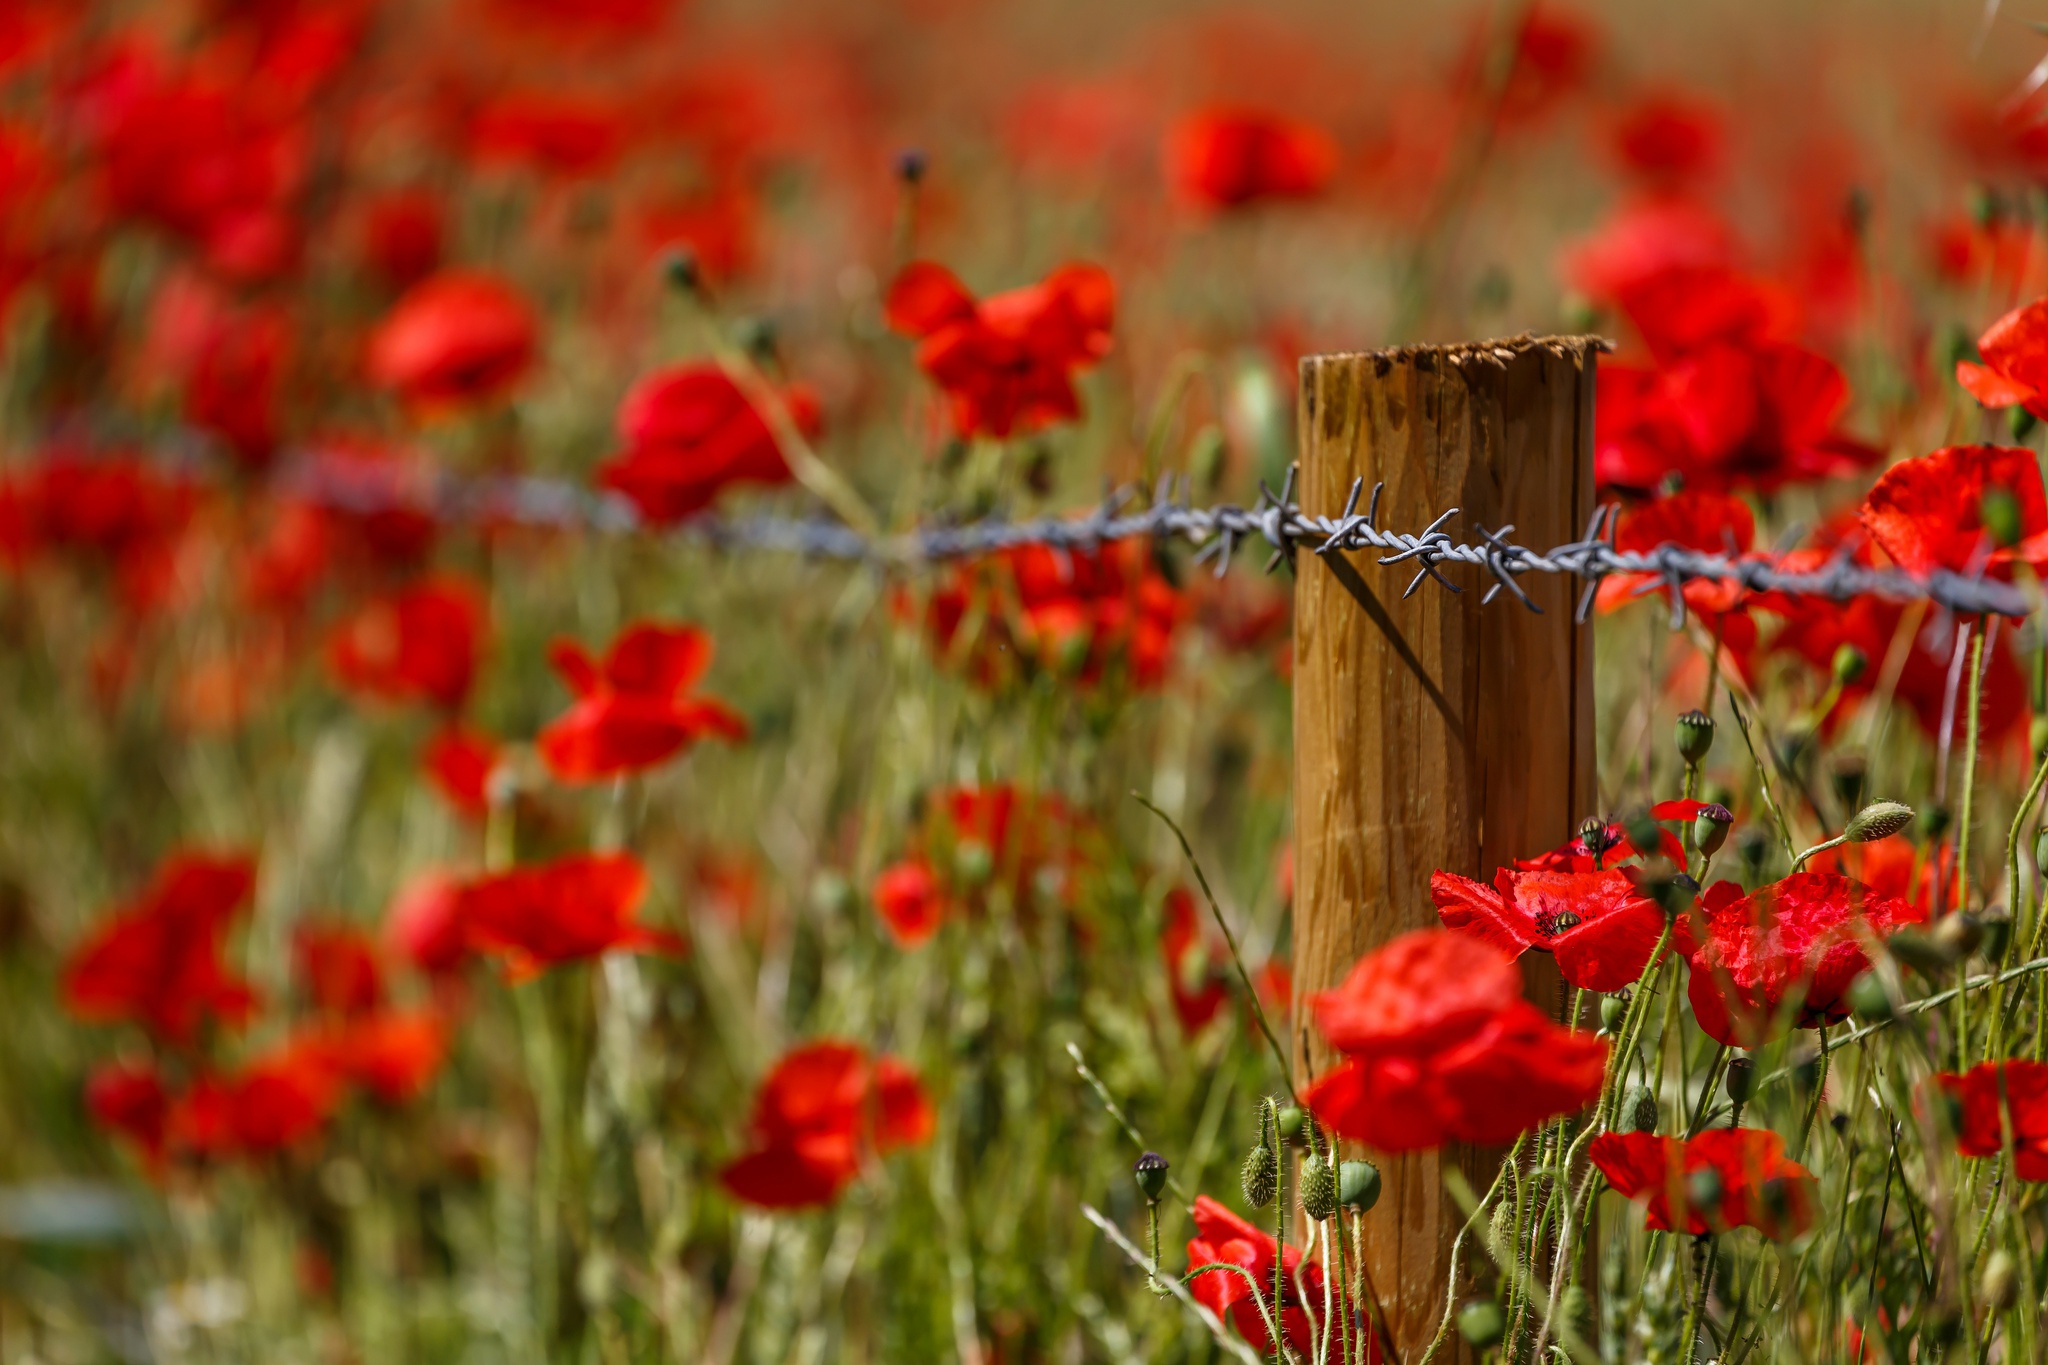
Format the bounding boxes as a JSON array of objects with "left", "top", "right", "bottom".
[{"left": 7, "top": 1, "right": 2048, "bottom": 1362}]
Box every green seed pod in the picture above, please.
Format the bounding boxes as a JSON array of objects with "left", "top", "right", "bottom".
[
  {"left": 1299, "top": 1155, "right": 1338, "bottom": 1222},
  {"left": 1918, "top": 804, "right": 1953, "bottom": 840},
  {"left": 1275, "top": 1105, "right": 1307, "bottom": 1147},
  {"left": 2011, "top": 405, "right": 2041, "bottom": 443},
  {"left": 1579, "top": 816, "right": 1619, "bottom": 861},
  {"left": 1846, "top": 800, "right": 1914, "bottom": 844},
  {"left": 1888, "top": 927, "right": 1956, "bottom": 977},
  {"left": 1133, "top": 1151, "right": 1169, "bottom": 1203},
  {"left": 1983, "top": 1250, "right": 2019, "bottom": 1311},
  {"left": 953, "top": 839, "right": 994, "bottom": 887},
  {"left": 1339, "top": 1160, "right": 1382, "bottom": 1212},
  {"left": 1693, "top": 803, "right": 1733, "bottom": 857},
  {"left": 1623, "top": 1083, "right": 1659, "bottom": 1134},
  {"left": 1737, "top": 826, "right": 1771, "bottom": 880},
  {"left": 1457, "top": 1298, "right": 1506, "bottom": 1349},
  {"left": 1240, "top": 1140, "right": 1277, "bottom": 1210},
  {"left": 1831, "top": 643, "right": 1868, "bottom": 686},
  {"left": 661, "top": 247, "right": 701, "bottom": 294},
  {"left": 1847, "top": 971, "right": 1894, "bottom": 1021},
  {"left": 1983, "top": 485, "right": 2025, "bottom": 549},
  {"left": 1624, "top": 807, "right": 1666, "bottom": 862},
  {"left": 1675, "top": 709, "right": 1716, "bottom": 766},
  {"left": 1724, "top": 1054, "right": 1756, "bottom": 1104},
  {"left": 1599, "top": 992, "right": 1627, "bottom": 1033},
  {"left": 1830, "top": 757, "right": 1867, "bottom": 812},
  {"left": 2032, "top": 714, "right": 2048, "bottom": 760}
]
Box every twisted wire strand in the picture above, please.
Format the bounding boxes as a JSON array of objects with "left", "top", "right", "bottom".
[{"left": 274, "top": 452, "right": 2030, "bottom": 619}]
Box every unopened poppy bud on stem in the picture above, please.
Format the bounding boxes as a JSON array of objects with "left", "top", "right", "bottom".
[
  {"left": 1579, "top": 815, "right": 1617, "bottom": 860},
  {"left": 1984, "top": 1250, "right": 2019, "bottom": 1311},
  {"left": 1457, "top": 1297, "right": 1505, "bottom": 1348},
  {"left": 1275, "top": 1105, "right": 1306, "bottom": 1147},
  {"left": 895, "top": 148, "right": 928, "bottom": 184},
  {"left": 1339, "top": 1159, "right": 1381, "bottom": 1212},
  {"left": 1724, "top": 1054, "right": 1756, "bottom": 1104},
  {"left": 1847, "top": 971, "right": 1894, "bottom": 1021},
  {"left": 1599, "top": 992, "right": 1627, "bottom": 1033},
  {"left": 1675, "top": 709, "right": 1716, "bottom": 766},
  {"left": 1299, "top": 1151, "right": 1337, "bottom": 1221},
  {"left": 661, "top": 248, "right": 701, "bottom": 296},
  {"left": 1240, "top": 1110, "right": 1277, "bottom": 1209},
  {"left": 1831, "top": 643, "right": 1868, "bottom": 686},
  {"left": 1847, "top": 801, "right": 1913, "bottom": 844},
  {"left": 1623, "top": 1083, "right": 1658, "bottom": 1134}
]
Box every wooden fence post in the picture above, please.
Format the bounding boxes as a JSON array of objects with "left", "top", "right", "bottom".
[{"left": 1292, "top": 335, "right": 1600, "bottom": 1360}]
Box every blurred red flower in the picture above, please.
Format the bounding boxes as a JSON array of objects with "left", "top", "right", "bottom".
[
  {"left": 720, "top": 1042, "right": 933, "bottom": 1209},
  {"left": 320, "top": 1009, "right": 449, "bottom": 1105},
  {"left": 1160, "top": 886, "right": 1229, "bottom": 1035},
  {"left": 367, "top": 271, "right": 537, "bottom": 409},
  {"left": 1956, "top": 299, "right": 2048, "bottom": 420},
  {"left": 1303, "top": 928, "right": 1606, "bottom": 1151},
  {"left": 1610, "top": 95, "right": 1723, "bottom": 186},
  {"left": 86, "top": 1060, "right": 172, "bottom": 1164},
  {"left": 359, "top": 189, "right": 443, "bottom": 291},
  {"left": 423, "top": 726, "right": 501, "bottom": 817},
  {"left": 292, "top": 921, "right": 384, "bottom": 1017},
  {"left": 1185, "top": 1194, "right": 1326, "bottom": 1356},
  {"left": 1594, "top": 490, "right": 1756, "bottom": 619},
  {"left": 871, "top": 857, "right": 943, "bottom": 949},
  {"left": 537, "top": 621, "right": 747, "bottom": 782},
  {"left": 63, "top": 853, "right": 257, "bottom": 1045},
  {"left": 1675, "top": 872, "right": 1923, "bottom": 1047},
  {"left": 1858, "top": 444, "right": 2048, "bottom": 579},
  {"left": 328, "top": 576, "right": 486, "bottom": 709},
  {"left": 457, "top": 851, "right": 680, "bottom": 981},
  {"left": 4, "top": 450, "right": 197, "bottom": 613},
  {"left": 1935, "top": 1060, "right": 2048, "bottom": 1180},
  {"left": 384, "top": 871, "right": 469, "bottom": 975},
  {"left": 885, "top": 260, "right": 1113, "bottom": 438},
  {"left": 597, "top": 364, "right": 820, "bottom": 524},
  {"left": 169, "top": 1038, "right": 342, "bottom": 1158},
  {"left": 1589, "top": 1128, "right": 1817, "bottom": 1237},
  {"left": 469, "top": 91, "right": 627, "bottom": 179},
  {"left": 928, "top": 541, "right": 1182, "bottom": 693},
  {"left": 1432, "top": 867, "right": 1668, "bottom": 992},
  {"left": 1166, "top": 106, "right": 1338, "bottom": 210}
]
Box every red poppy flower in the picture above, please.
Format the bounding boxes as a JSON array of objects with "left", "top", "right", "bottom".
[
  {"left": 366, "top": 271, "right": 537, "bottom": 409},
  {"left": 457, "top": 852, "right": 679, "bottom": 981},
  {"left": 1185, "top": 1194, "right": 1326, "bottom": 1356},
  {"left": 871, "top": 858, "right": 943, "bottom": 949},
  {"left": 1957, "top": 299, "right": 2048, "bottom": 420},
  {"left": 322, "top": 1009, "right": 449, "bottom": 1106},
  {"left": 8, "top": 449, "right": 197, "bottom": 613},
  {"left": 169, "top": 1039, "right": 342, "bottom": 1159},
  {"left": 1432, "top": 867, "right": 1668, "bottom": 992},
  {"left": 1675, "top": 872, "right": 1923, "bottom": 1047},
  {"left": 536, "top": 622, "right": 747, "bottom": 782},
  {"left": 719, "top": 1042, "right": 934, "bottom": 1209},
  {"left": 596, "top": 364, "right": 821, "bottom": 524},
  {"left": 1166, "top": 106, "right": 1339, "bottom": 209},
  {"left": 884, "top": 260, "right": 1113, "bottom": 439},
  {"left": 1589, "top": 1128, "right": 1817, "bottom": 1237},
  {"left": 1858, "top": 444, "right": 2048, "bottom": 580},
  {"left": 1610, "top": 96, "right": 1723, "bottom": 185},
  {"left": 422, "top": 726, "right": 501, "bottom": 817},
  {"left": 1304, "top": 929, "right": 1607, "bottom": 1152},
  {"left": 1161, "top": 886, "right": 1229, "bottom": 1035},
  {"left": 359, "top": 189, "right": 443, "bottom": 290},
  {"left": 86, "top": 1060, "right": 172, "bottom": 1164},
  {"left": 1594, "top": 491, "right": 1755, "bottom": 618},
  {"left": 930, "top": 541, "right": 1183, "bottom": 693},
  {"left": 469, "top": 90, "right": 627, "bottom": 180},
  {"left": 1935, "top": 1060, "right": 2048, "bottom": 1181},
  {"left": 62, "top": 853, "right": 257, "bottom": 1045},
  {"left": 327, "top": 576, "right": 486, "bottom": 710},
  {"left": 292, "top": 921, "right": 384, "bottom": 1017},
  {"left": 384, "top": 871, "right": 468, "bottom": 975},
  {"left": 1512, "top": 822, "right": 1685, "bottom": 872}
]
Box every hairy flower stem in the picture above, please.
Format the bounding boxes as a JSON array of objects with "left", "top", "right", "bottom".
[
  {"left": 1686, "top": 1043, "right": 1731, "bottom": 1138},
  {"left": 1678, "top": 1236, "right": 1719, "bottom": 1365},
  {"left": 1273, "top": 1100, "right": 1287, "bottom": 1365},
  {"left": 1730, "top": 695, "right": 1800, "bottom": 864},
  {"left": 1793, "top": 1025, "right": 1831, "bottom": 1163},
  {"left": 1957, "top": 623, "right": 1987, "bottom": 1067},
  {"left": 1596, "top": 917, "right": 1677, "bottom": 1132}
]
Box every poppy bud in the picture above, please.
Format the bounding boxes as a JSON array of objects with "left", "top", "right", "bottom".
[
  {"left": 1276, "top": 1105, "right": 1306, "bottom": 1147},
  {"left": 1560, "top": 1283, "right": 1591, "bottom": 1339},
  {"left": 2036, "top": 824, "right": 2048, "bottom": 870},
  {"left": 1675, "top": 710, "right": 1716, "bottom": 766},
  {"left": 1831, "top": 644, "right": 1868, "bottom": 686},
  {"left": 1793, "top": 1050, "right": 1823, "bottom": 1095},
  {"left": 2033, "top": 715, "right": 2048, "bottom": 760},
  {"left": 1623, "top": 808, "right": 1665, "bottom": 863},
  {"left": 1918, "top": 804, "right": 1952, "bottom": 840},
  {"left": 1456, "top": 1298, "right": 1505, "bottom": 1349},
  {"left": 1639, "top": 872, "right": 1699, "bottom": 918},
  {"left": 1983, "top": 1250, "right": 2019, "bottom": 1311},
  {"left": 810, "top": 871, "right": 854, "bottom": 917},
  {"left": 1981, "top": 907, "right": 2013, "bottom": 962},
  {"left": 896, "top": 149, "right": 929, "bottom": 184},
  {"left": 1888, "top": 927, "right": 1956, "bottom": 977},
  {"left": 1299, "top": 1154, "right": 1338, "bottom": 1222},
  {"left": 1133, "top": 1151, "right": 1169, "bottom": 1202},
  {"left": 1778, "top": 728, "right": 1816, "bottom": 778},
  {"left": 1830, "top": 758, "right": 1866, "bottom": 814},
  {"left": 1758, "top": 1175, "right": 1795, "bottom": 1230},
  {"left": 661, "top": 248, "right": 701, "bottom": 295},
  {"left": 953, "top": 839, "right": 993, "bottom": 887},
  {"left": 577, "top": 1249, "right": 617, "bottom": 1309},
  {"left": 1241, "top": 1140, "right": 1277, "bottom": 1210},
  {"left": 1599, "top": 992, "right": 1627, "bottom": 1033},
  {"left": 1846, "top": 801, "right": 1913, "bottom": 844},
  {"left": 1686, "top": 1167, "right": 1724, "bottom": 1222},
  {"left": 1339, "top": 1159, "right": 1381, "bottom": 1212},
  {"left": 1724, "top": 1054, "right": 1756, "bottom": 1104},
  {"left": 1579, "top": 816, "right": 1618, "bottom": 858},
  {"left": 1623, "top": 1083, "right": 1658, "bottom": 1134},
  {"left": 1932, "top": 911, "right": 1984, "bottom": 962},
  {"left": 1982, "top": 485, "right": 2024, "bottom": 550},
  {"left": 1693, "top": 803, "right": 1733, "bottom": 857},
  {"left": 733, "top": 316, "right": 778, "bottom": 363},
  {"left": 2011, "top": 406, "right": 2040, "bottom": 444},
  {"left": 1847, "top": 971, "right": 1894, "bottom": 1021}
]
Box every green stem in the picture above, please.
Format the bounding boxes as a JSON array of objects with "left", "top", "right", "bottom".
[
  {"left": 1729, "top": 694, "right": 1799, "bottom": 865},
  {"left": 1678, "top": 1237, "right": 1720, "bottom": 1365},
  {"left": 1957, "top": 622, "right": 1987, "bottom": 1068}
]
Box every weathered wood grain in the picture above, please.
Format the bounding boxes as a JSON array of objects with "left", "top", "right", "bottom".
[{"left": 1292, "top": 335, "right": 1599, "bottom": 1362}]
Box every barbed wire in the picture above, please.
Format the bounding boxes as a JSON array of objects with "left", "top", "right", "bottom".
[{"left": 272, "top": 451, "right": 2031, "bottom": 619}]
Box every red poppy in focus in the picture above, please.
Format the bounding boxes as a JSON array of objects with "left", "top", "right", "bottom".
[
  {"left": 86, "top": 1060, "right": 171, "bottom": 1164},
  {"left": 537, "top": 622, "right": 747, "bottom": 782},
  {"left": 384, "top": 871, "right": 468, "bottom": 975},
  {"left": 458, "top": 852, "right": 678, "bottom": 981},
  {"left": 63, "top": 853, "right": 257, "bottom": 1045},
  {"left": 292, "top": 921, "right": 384, "bottom": 1017},
  {"left": 322, "top": 1009, "right": 449, "bottom": 1105},
  {"left": 596, "top": 364, "right": 821, "bottom": 524},
  {"left": 1589, "top": 1128, "right": 1817, "bottom": 1237},
  {"left": 1304, "top": 929, "right": 1606, "bottom": 1152},
  {"left": 1858, "top": 444, "right": 2048, "bottom": 580},
  {"left": 1512, "top": 821, "right": 1685, "bottom": 872},
  {"left": 366, "top": 271, "right": 537, "bottom": 410},
  {"left": 169, "top": 1039, "right": 342, "bottom": 1158},
  {"left": 1161, "top": 887, "right": 1229, "bottom": 1035},
  {"left": 1432, "top": 867, "right": 1668, "bottom": 992},
  {"left": 719, "top": 1042, "right": 934, "bottom": 1209},
  {"left": 1956, "top": 299, "right": 2048, "bottom": 420},
  {"left": 328, "top": 576, "right": 486, "bottom": 710},
  {"left": 884, "top": 260, "right": 1113, "bottom": 439},
  {"left": 1676, "top": 872, "right": 1923, "bottom": 1047},
  {"left": 423, "top": 726, "right": 501, "bottom": 817},
  {"left": 1166, "top": 106, "right": 1339, "bottom": 210},
  {"left": 871, "top": 857, "right": 943, "bottom": 949},
  {"left": 1185, "top": 1194, "right": 1327, "bottom": 1356},
  {"left": 1935, "top": 1060, "right": 2048, "bottom": 1180}
]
